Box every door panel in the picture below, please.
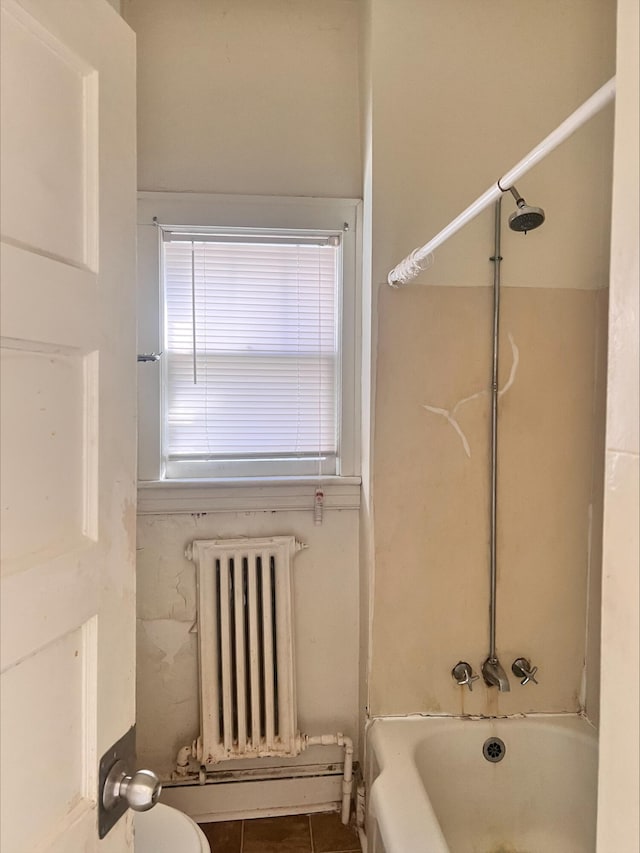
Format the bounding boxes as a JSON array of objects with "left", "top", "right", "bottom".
[
  {"left": 0, "top": 4, "right": 97, "bottom": 268},
  {"left": 0, "top": 343, "right": 88, "bottom": 567},
  {"left": 0, "top": 0, "right": 137, "bottom": 850},
  {"left": 1, "top": 620, "right": 98, "bottom": 852}
]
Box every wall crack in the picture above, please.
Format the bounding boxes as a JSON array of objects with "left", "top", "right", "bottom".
[
  {"left": 422, "top": 333, "right": 519, "bottom": 458},
  {"left": 171, "top": 566, "right": 189, "bottom": 617}
]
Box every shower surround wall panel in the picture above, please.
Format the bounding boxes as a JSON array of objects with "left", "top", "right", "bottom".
[
  {"left": 370, "top": 285, "right": 608, "bottom": 717},
  {"left": 364, "top": 0, "right": 615, "bottom": 720}
]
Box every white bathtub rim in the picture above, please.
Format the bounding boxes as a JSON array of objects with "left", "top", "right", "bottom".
[
  {"left": 370, "top": 765, "right": 449, "bottom": 853},
  {"left": 366, "top": 709, "right": 597, "bottom": 729}
]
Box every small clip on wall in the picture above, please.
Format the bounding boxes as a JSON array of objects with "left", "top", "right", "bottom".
[{"left": 314, "top": 488, "right": 324, "bottom": 526}]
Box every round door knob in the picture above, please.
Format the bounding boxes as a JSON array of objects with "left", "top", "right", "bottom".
[
  {"left": 119, "top": 769, "right": 162, "bottom": 811},
  {"left": 103, "top": 761, "right": 162, "bottom": 813}
]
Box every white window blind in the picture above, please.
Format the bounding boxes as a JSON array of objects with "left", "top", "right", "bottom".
[{"left": 162, "top": 230, "right": 340, "bottom": 476}]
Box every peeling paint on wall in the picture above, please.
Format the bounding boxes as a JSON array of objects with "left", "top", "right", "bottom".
[
  {"left": 141, "top": 619, "right": 193, "bottom": 666},
  {"left": 171, "top": 568, "right": 189, "bottom": 618}
]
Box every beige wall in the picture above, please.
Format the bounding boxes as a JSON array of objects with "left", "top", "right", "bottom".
[
  {"left": 124, "top": 0, "right": 362, "bottom": 198},
  {"left": 125, "top": 0, "right": 364, "bottom": 777},
  {"left": 366, "top": 0, "right": 615, "bottom": 718},
  {"left": 370, "top": 0, "right": 615, "bottom": 292},
  {"left": 597, "top": 0, "right": 640, "bottom": 847}
]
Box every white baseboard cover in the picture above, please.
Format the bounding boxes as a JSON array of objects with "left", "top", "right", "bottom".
[{"left": 160, "top": 774, "right": 343, "bottom": 823}]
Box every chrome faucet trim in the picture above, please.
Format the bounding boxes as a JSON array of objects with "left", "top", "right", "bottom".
[
  {"left": 451, "top": 661, "right": 480, "bottom": 692},
  {"left": 512, "top": 657, "right": 539, "bottom": 685},
  {"left": 482, "top": 656, "right": 511, "bottom": 692}
]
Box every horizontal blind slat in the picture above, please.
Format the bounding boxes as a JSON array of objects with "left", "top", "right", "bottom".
[{"left": 163, "top": 237, "right": 339, "bottom": 461}]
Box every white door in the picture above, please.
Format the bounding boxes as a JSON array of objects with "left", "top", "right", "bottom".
[{"left": 0, "top": 0, "right": 137, "bottom": 851}]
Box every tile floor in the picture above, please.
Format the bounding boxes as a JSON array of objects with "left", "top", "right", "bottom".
[{"left": 200, "top": 812, "right": 362, "bottom": 853}]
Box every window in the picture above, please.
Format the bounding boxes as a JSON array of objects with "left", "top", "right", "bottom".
[
  {"left": 137, "top": 193, "right": 361, "bottom": 487},
  {"left": 162, "top": 228, "right": 339, "bottom": 477}
]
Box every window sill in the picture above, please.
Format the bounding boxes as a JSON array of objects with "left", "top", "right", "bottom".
[{"left": 137, "top": 476, "right": 362, "bottom": 515}]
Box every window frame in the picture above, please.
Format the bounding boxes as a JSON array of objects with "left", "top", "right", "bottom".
[{"left": 136, "top": 192, "right": 361, "bottom": 498}]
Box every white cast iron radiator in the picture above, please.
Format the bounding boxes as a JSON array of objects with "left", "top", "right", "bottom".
[{"left": 184, "top": 536, "right": 306, "bottom": 766}]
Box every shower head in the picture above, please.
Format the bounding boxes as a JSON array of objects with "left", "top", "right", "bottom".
[
  {"left": 509, "top": 201, "right": 545, "bottom": 233},
  {"left": 506, "top": 186, "right": 545, "bottom": 234}
]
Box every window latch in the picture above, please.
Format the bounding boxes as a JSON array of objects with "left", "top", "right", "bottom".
[{"left": 137, "top": 352, "right": 162, "bottom": 363}]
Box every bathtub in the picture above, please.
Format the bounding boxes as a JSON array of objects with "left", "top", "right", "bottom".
[{"left": 366, "top": 715, "right": 597, "bottom": 853}]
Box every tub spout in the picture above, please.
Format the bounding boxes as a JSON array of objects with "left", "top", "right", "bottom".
[{"left": 482, "top": 657, "right": 511, "bottom": 692}]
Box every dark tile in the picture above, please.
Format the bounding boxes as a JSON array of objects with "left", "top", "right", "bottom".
[
  {"left": 243, "top": 814, "right": 311, "bottom": 853},
  {"left": 310, "top": 812, "right": 361, "bottom": 853},
  {"left": 199, "top": 820, "right": 242, "bottom": 853}
]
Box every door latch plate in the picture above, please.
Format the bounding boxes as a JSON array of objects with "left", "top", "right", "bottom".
[{"left": 98, "top": 725, "right": 136, "bottom": 839}]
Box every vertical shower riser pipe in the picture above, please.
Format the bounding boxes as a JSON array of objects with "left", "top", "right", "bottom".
[{"left": 489, "top": 199, "right": 502, "bottom": 660}]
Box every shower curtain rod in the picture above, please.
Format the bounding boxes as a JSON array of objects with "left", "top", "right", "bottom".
[{"left": 387, "top": 76, "right": 616, "bottom": 287}]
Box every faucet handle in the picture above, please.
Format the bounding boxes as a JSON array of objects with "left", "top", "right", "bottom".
[
  {"left": 452, "top": 661, "right": 480, "bottom": 692},
  {"left": 512, "top": 657, "right": 538, "bottom": 686}
]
